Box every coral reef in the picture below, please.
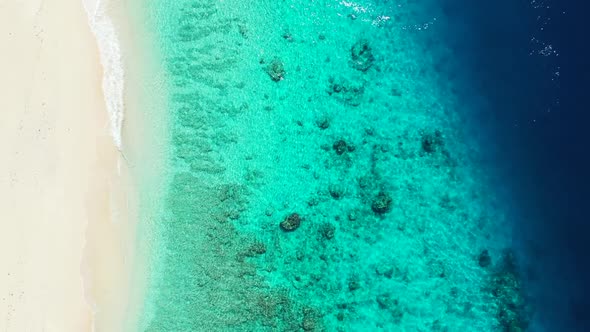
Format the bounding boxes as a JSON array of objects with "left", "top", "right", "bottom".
[
  {"left": 318, "top": 223, "right": 336, "bottom": 240},
  {"left": 371, "top": 191, "right": 393, "bottom": 214},
  {"left": 350, "top": 38, "right": 375, "bottom": 72},
  {"left": 327, "top": 76, "right": 365, "bottom": 106},
  {"left": 245, "top": 242, "right": 267, "bottom": 257},
  {"left": 376, "top": 294, "right": 404, "bottom": 324},
  {"left": 489, "top": 250, "right": 531, "bottom": 331},
  {"left": 332, "top": 140, "right": 349, "bottom": 155},
  {"left": 280, "top": 213, "right": 302, "bottom": 232},
  {"left": 150, "top": 0, "right": 524, "bottom": 330},
  {"left": 315, "top": 116, "right": 330, "bottom": 130},
  {"left": 265, "top": 58, "right": 286, "bottom": 82},
  {"left": 328, "top": 183, "right": 345, "bottom": 199},
  {"left": 348, "top": 278, "right": 361, "bottom": 291},
  {"left": 478, "top": 249, "right": 492, "bottom": 268},
  {"left": 420, "top": 129, "right": 445, "bottom": 154},
  {"left": 301, "top": 307, "right": 323, "bottom": 331}
]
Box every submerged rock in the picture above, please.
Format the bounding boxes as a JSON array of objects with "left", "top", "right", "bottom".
[
  {"left": 282, "top": 31, "right": 294, "bottom": 42},
  {"left": 348, "top": 279, "right": 361, "bottom": 291},
  {"left": 375, "top": 265, "right": 394, "bottom": 279},
  {"left": 265, "top": 58, "right": 286, "bottom": 82},
  {"left": 280, "top": 213, "right": 301, "bottom": 232},
  {"left": 358, "top": 175, "right": 371, "bottom": 189},
  {"left": 332, "top": 140, "right": 352, "bottom": 155},
  {"left": 371, "top": 191, "right": 393, "bottom": 214},
  {"left": 420, "top": 129, "right": 444, "bottom": 154},
  {"left": 489, "top": 249, "right": 530, "bottom": 332},
  {"left": 478, "top": 249, "right": 492, "bottom": 268},
  {"left": 247, "top": 242, "right": 267, "bottom": 256},
  {"left": 376, "top": 294, "right": 396, "bottom": 309},
  {"left": 319, "top": 223, "right": 336, "bottom": 240},
  {"left": 301, "top": 307, "right": 321, "bottom": 331},
  {"left": 376, "top": 294, "right": 404, "bottom": 323},
  {"left": 237, "top": 23, "right": 249, "bottom": 39},
  {"left": 315, "top": 116, "right": 330, "bottom": 130},
  {"left": 240, "top": 242, "right": 267, "bottom": 260},
  {"left": 328, "top": 184, "right": 345, "bottom": 199},
  {"left": 350, "top": 39, "right": 374, "bottom": 72},
  {"left": 327, "top": 77, "right": 365, "bottom": 106}
]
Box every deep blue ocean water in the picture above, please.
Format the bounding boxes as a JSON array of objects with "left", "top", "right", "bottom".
[{"left": 442, "top": 0, "right": 590, "bottom": 331}]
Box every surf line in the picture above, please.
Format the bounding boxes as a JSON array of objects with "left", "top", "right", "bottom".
[{"left": 82, "top": 0, "right": 125, "bottom": 150}]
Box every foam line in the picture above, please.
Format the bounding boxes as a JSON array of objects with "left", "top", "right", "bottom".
[{"left": 82, "top": 0, "right": 124, "bottom": 149}]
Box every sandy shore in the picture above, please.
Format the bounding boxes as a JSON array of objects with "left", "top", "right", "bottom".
[{"left": 0, "top": 0, "right": 132, "bottom": 331}]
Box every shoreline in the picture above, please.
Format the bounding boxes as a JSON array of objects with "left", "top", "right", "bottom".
[
  {"left": 110, "top": 0, "right": 171, "bottom": 329},
  {"left": 80, "top": 0, "right": 133, "bottom": 329},
  {"left": 82, "top": 0, "right": 125, "bottom": 150}
]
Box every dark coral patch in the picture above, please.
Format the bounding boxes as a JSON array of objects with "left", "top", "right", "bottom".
[
  {"left": 328, "top": 184, "right": 345, "bottom": 199},
  {"left": 420, "top": 129, "right": 445, "bottom": 154},
  {"left": 319, "top": 223, "right": 336, "bottom": 240},
  {"left": 280, "top": 213, "right": 301, "bottom": 232},
  {"left": 478, "top": 249, "right": 492, "bottom": 268},
  {"left": 327, "top": 76, "right": 365, "bottom": 106},
  {"left": 333, "top": 140, "right": 348, "bottom": 155},
  {"left": 246, "top": 242, "right": 267, "bottom": 256},
  {"left": 315, "top": 116, "right": 330, "bottom": 130},
  {"left": 350, "top": 38, "right": 375, "bottom": 72},
  {"left": 371, "top": 191, "right": 393, "bottom": 214},
  {"left": 489, "top": 249, "right": 530, "bottom": 331},
  {"left": 265, "top": 58, "right": 286, "bottom": 82}
]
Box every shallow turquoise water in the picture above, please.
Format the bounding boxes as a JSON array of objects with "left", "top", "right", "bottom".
[{"left": 135, "top": 0, "right": 529, "bottom": 331}]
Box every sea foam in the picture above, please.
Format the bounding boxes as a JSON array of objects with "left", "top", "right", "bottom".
[{"left": 82, "top": 0, "right": 124, "bottom": 149}]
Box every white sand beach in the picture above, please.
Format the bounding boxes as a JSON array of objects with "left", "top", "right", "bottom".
[{"left": 0, "top": 0, "right": 132, "bottom": 330}]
